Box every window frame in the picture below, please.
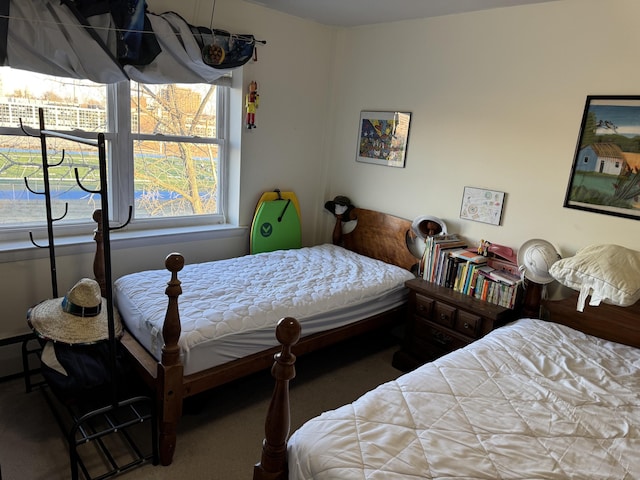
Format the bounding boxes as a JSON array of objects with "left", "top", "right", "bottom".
[{"left": 0, "top": 74, "right": 231, "bottom": 245}]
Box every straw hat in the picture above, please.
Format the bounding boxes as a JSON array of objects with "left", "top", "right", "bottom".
[{"left": 27, "top": 278, "right": 122, "bottom": 345}]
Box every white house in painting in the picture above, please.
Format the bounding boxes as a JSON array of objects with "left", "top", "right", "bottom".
[
  {"left": 576, "top": 143, "right": 626, "bottom": 175},
  {"left": 575, "top": 143, "right": 625, "bottom": 175}
]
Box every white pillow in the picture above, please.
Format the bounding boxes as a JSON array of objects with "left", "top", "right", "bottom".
[{"left": 549, "top": 244, "right": 640, "bottom": 311}]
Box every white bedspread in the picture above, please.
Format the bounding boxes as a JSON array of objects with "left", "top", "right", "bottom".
[
  {"left": 114, "top": 244, "right": 414, "bottom": 354},
  {"left": 288, "top": 318, "right": 640, "bottom": 479}
]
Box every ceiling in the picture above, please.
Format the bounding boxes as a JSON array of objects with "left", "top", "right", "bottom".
[{"left": 243, "top": 0, "right": 559, "bottom": 27}]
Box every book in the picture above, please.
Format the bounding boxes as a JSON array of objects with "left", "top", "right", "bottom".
[
  {"left": 462, "top": 262, "right": 478, "bottom": 295},
  {"left": 476, "top": 264, "right": 495, "bottom": 278},
  {"left": 474, "top": 275, "right": 485, "bottom": 299},
  {"left": 445, "top": 256, "right": 464, "bottom": 288},
  {"left": 454, "top": 261, "right": 467, "bottom": 292},
  {"left": 467, "top": 265, "right": 482, "bottom": 297},
  {"left": 450, "top": 249, "right": 488, "bottom": 264},
  {"left": 488, "top": 269, "right": 522, "bottom": 286},
  {"left": 422, "top": 238, "right": 467, "bottom": 283},
  {"left": 486, "top": 257, "right": 518, "bottom": 276}
]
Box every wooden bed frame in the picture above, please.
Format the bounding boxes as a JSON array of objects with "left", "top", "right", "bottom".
[
  {"left": 253, "top": 289, "right": 640, "bottom": 480},
  {"left": 92, "top": 207, "right": 417, "bottom": 466}
]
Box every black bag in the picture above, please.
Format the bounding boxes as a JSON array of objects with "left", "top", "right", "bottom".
[
  {"left": 63, "top": 0, "right": 162, "bottom": 66},
  {"left": 191, "top": 25, "right": 256, "bottom": 69},
  {"left": 40, "top": 340, "right": 129, "bottom": 405}
]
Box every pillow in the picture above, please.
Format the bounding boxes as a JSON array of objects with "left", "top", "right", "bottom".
[{"left": 549, "top": 244, "right": 640, "bottom": 311}]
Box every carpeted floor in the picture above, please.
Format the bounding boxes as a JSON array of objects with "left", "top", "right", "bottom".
[{"left": 0, "top": 331, "right": 403, "bottom": 480}]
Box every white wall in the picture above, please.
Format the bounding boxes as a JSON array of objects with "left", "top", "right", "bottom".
[
  {"left": 324, "top": 0, "right": 640, "bottom": 256},
  {"left": 152, "top": 0, "right": 336, "bottom": 237}
]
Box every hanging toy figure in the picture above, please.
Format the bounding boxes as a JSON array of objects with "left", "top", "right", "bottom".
[{"left": 245, "top": 80, "right": 259, "bottom": 129}]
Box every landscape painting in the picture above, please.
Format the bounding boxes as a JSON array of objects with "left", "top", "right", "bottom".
[{"left": 565, "top": 95, "right": 640, "bottom": 220}]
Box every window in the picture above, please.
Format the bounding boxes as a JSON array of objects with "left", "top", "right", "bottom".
[{"left": 0, "top": 67, "right": 228, "bottom": 237}]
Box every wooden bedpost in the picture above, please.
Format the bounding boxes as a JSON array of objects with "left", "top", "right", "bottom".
[
  {"left": 254, "top": 317, "right": 301, "bottom": 480},
  {"left": 332, "top": 214, "right": 343, "bottom": 245},
  {"left": 331, "top": 208, "right": 357, "bottom": 245},
  {"left": 158, "top": 253, "right": 185, "bottom": 466},
  {"left": 92, "top": 209, "right": 107, "bottom": 296}
]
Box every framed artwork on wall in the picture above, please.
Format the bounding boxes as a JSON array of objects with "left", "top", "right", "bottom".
[
  {"left": 356, "top": 111, "right": 411, "bottom": 168},
  {"left": 564, "top": 95, "right": 640, "bottom": 220},
  {"left": 460, "top": 186, "right": 505, "bottom": 226}
]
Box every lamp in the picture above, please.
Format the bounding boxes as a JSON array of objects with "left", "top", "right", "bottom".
[{"left": 517, "top": 239, "right": 563, "bottom": 318}]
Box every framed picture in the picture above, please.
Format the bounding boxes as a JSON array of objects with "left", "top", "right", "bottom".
[
  {"left": 564, "top": 95, "right": 640, "bottom": 220},
  {"left": 356, "top": 111, "right": 411, "bottom": 168},
  {"left": 460, "top": 186, "right": 506, "bottom": 226}
]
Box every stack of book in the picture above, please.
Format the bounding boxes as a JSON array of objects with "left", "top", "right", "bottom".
[
  {"left": 472, "top": 265, "right": 522, "bottom": 309},
  {"left": 420, "top": 238, "right": 522, "bottom": 309},
  {"left": 420, "top": 234, "right": 467, "bottom": 285}
]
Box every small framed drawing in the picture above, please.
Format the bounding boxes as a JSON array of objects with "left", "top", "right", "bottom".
[
  {"left": 356, "top": 110, "right": 411, "bottom": 168},
  {"left": 460, "top": 186, "right": 506, "bottom": 226},
  {"left": 564, "top": 95, "right": 640, "bottom": 220}
]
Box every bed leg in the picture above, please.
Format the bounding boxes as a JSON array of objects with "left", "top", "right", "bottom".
[
  {"left": 254, "top": 317, "right": 301, "bottom": 480},
  {"left": 157, "top": 253, "right": 185, "bottom": 466},
  {"left": 158, "top": 362, "right": 183, "bottom": 466}
]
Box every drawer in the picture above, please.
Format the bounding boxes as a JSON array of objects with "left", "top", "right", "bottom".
[
  {"left": 407, "top": 333, "right": 448, "bottom": 362},
  {"left": 414, "top": 293, "right": 434, "bottom": 319},
  {"left": 412, "top": 316, "right": 468, "bottom": 351},
  {"left": 432, "top": 302, "right": 456, "bottom": 329},
  {"left": 430, "top": 325, "right": 468, "bottom": 351},
  {"left": 454, "top": 310, "right": 482, "bottom": 338},
  {"left": 413, "top": 314, "right": 433, "bottom": 340}
]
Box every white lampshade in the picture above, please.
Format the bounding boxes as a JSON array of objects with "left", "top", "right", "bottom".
[{"left": 517, "top": 239, "right": 561, "bottom": 284}]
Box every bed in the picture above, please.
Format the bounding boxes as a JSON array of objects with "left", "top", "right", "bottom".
[
  {"left": 253, "top": 289, "right": 640, "bottom": 479},
  {"left": 91, "top": 207, "right": 418, "bottom": 466}
]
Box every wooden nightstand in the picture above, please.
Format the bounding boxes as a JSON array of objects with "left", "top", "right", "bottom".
[{"left": 392, "top": 278, "right": 516, "bottom": 371}]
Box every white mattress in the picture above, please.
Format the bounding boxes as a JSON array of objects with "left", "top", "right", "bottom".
[
  {"left": 288, "top": 318, "right": 640, "bottom": 479},
  {"left": 114, "top": 244, "right": 414, "bottom": 375}
]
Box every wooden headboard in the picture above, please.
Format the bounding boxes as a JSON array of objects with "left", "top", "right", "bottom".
[
  {"left": 543, "top": 292, "right": 640, "bottom": 348},
  {"left": 334, "top": 207, "right": 417, "bottom": 271}
]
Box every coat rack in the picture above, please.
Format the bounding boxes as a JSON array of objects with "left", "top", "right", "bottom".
[
  {"left": 20, "top": 107, "right": 154, "bottom": 480},
  {"left": 20, "top": 111, "right": 68, "bottom": 297}
]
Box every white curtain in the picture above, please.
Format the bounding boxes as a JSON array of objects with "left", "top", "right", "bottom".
[{"left": 0, "top": 1, "right": 249, "bottom": 84}]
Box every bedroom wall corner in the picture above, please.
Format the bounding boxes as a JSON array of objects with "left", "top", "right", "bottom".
[{"left": 322, "top": 0, "right": 640, "bottom": 256}]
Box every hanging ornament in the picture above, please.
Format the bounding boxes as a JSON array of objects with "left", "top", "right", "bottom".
[
  {"left": 246, "top": 80, "right": 259, "bottom": 129},
  {"left": 202, "top": 0, "right": 225, "bottom": 66}
]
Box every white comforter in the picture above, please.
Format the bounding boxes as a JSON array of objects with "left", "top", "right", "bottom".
[
  {"left": 114, "top": 244, "right": 414, "bottom": 353},
  {"left": 288, "top": 318, "right": 640, "bottom": 479}
]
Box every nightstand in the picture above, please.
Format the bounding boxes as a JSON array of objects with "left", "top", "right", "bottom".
[{"left": 392, "top": 278, "right": 516, "bottom": 371}]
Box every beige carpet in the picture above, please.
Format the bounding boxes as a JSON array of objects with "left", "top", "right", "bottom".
[{"left": 0, "top": 332, "right": 403, "bottom": 480}]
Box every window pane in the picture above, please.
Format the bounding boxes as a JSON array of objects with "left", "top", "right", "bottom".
[
  {"left": 131, "top": 82, "right": 217, "bottom": 137},
  {"left": 0, "top": 135, "right": 103, "bottom": 226},
  {"left": 134, "top": 140, "right": 219, "bottom": 218},
  {"left": 0, "top": 67, "right": 227, "bottom": 232},
  {"left": 0, "top": 68, "right": 107, "bottom": 131}
]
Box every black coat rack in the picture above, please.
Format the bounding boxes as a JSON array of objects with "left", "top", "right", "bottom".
[{"left": 20, "top": 107, "right": 155, "bottom": 480}]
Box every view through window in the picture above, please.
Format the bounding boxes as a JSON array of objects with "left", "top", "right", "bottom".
[{"left": 0, "top": 67, "right": 225, "bottom": 230}]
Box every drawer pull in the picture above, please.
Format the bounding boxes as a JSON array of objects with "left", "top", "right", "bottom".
[
  {"left": 440, "top": 313, "right": 449, "bottom": 321},
  {"left": 463, "top": 322, "right": 470, "bottom": 329},
  {"left": 433, "top": 330, "right": 451, "bottom": 345}
]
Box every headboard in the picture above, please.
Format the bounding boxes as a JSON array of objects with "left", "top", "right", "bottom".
[
  {"left": 543, "top": 292, "right": 640, "bottom": 348},
  {"left": 335, "top": 207, "right": 417, "bottom": 271}
]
